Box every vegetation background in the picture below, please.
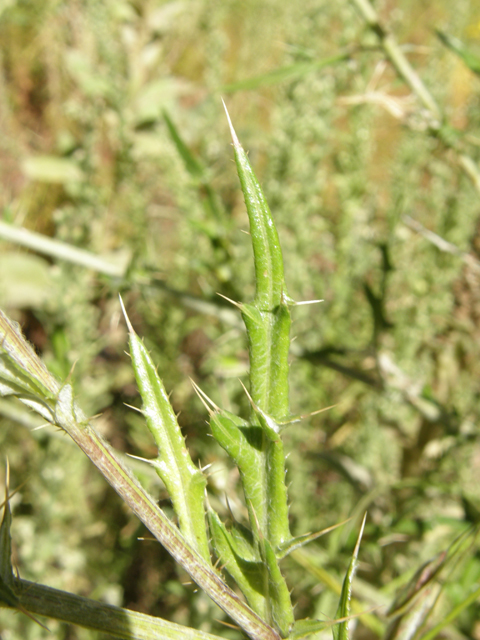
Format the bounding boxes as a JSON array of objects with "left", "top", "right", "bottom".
[{"left": 0, "top": 0, "right": 480, "bottom": 638}]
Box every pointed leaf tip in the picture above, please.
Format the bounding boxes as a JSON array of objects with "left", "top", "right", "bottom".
[
  {"left": 354, "top": 513, "right": 367, "bottom": 558},
  {"left": 221, "top": 99, "right": 240, "bottom": 148},
  {"left": 119, "top": 295, "right": 134, "bottom": 334}
]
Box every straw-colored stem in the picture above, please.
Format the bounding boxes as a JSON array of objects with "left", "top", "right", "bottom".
[{"left": 350, "top": 0, "right": 441, "bottom": 119}]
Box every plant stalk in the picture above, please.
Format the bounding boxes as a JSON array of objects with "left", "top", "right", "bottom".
[{"left": 8, "top": 578, "right": 222, "bottom": 640}]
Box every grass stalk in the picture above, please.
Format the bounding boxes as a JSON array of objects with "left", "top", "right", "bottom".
[
  {"left": 349, "top": 0, "right": 480, "bottom": 195},
  {"left": 349, "top": 0, "right": 441, "bottom": 119},
  {"left": 0, "top": 221, "right": 129, "bottom": 278}
]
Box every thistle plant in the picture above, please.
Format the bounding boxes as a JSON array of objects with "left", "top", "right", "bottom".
[
  {"left": 0, "top": 105, "right": 470, "bottom": 640},
  {"left": 0, "top": 105, "right": 364, "bottom": 640}
]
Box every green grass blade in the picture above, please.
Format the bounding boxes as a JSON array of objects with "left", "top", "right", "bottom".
[
  {"left": 163, "top": 111, "right": 223, "bottom": 223},
  {"left": 290, "top": 619, "right": 335, "bottom": 640},
  {"left": 0, "top": 221, "right": 128, "bottom": 278},
  {"left": 333, "top": 515, "right": 366, "bottom": 640},
  {"left": 436, "top": 30, "right": 480, "bottom": 75},
  {"left": 121, "top": 301, "right": 210, "bottom": 561},
  {"left": 0, "top": 476, "right": 15, "bottom": 601},
  {"left": 386, "top": 527, "right": 480, "bottom": 640},
  {"left": 291, "top": 549, "right": 384, "bottom": 637},
  {"left": 163, "top": 110, "right": 204, "bottom": 177},
  {"left": 277, "top": 519, "right": 352, "bottom": 559},
  {"left": 220, "top": 51, "right": 351, "bottom": 93},
  {"left": 419, "top": 584, "right": 480, "bottom": 640}
]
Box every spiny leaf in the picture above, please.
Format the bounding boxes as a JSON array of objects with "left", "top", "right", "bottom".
[
  {"left": 208, "top": 409, "right": 267, "bottom": 534},
  {"left": 0, "top": 309, "right": 59, "bottom": 406},
  {"left": 121, "top": 299, "right": 210, "bottom": 561},
  {"left": 223, "top": 104, "right": 292, "bottom": 551},
  {"left": 222, "top": 106, "right": 287, "bottom": 312},
  {"left": 262, "top": 538, "right": 295, "bottom": 637},
  {"left": 208, "top": 509, "right": 267, "bottom": 616},
  {"left": 192, "top": 381, "right": 270, "bottom": 540}
]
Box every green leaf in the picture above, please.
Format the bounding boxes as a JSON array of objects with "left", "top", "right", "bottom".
[
  {"left": 290, "top": 619, "right": 333, "bottom": 640},
  {"left": 0, "top": 309, "right": 59, "bottom": 422},
  {"left": 163, "top": 110, "right": 204, "bottom": 178},
  {"left": 208, "top": 509, "right": 267, "bottom": 616},
  {"left": 193, "top": 383, "right": 268, "bottom": 536},
  {"left": 202, "top": 394, "right": 268, "bottom": 537},
  {"left": 220, "top": 51, "right": 351, "bottom": 93},
  {"left": 385, "top": 527, "right": 480, "bottom": 640},
  {"left": 195, "top": 381, "right": 289, "bottom": 552},
  {"left": 262, "top": 538, "right": 295, "bottom": 637},
  {"left": 209, "top": 506, "right": 294, "bottom": 636},
  {"left": 222, "top": 104, "right": 291, "bottom": 415},
  {"left": 223, "top": 104, "right": 292, "bottom": 551},
  {"left": 199, "top": 381, "right": 294, "bottom": 634},
  {"left": 0, "top": 469, "right": 15, "bottom": 596},
  {"left": 333, "top": 515, "right": 366, "bottom": 640},
  {"left": 436, "top": 30, "right": 480, "bottom": 75},
  {"left": 223, "top": 118, "right": 287, "bottom": 312},
  {"left": 121, "top": 301, "right": 210, "bottom": 562}
]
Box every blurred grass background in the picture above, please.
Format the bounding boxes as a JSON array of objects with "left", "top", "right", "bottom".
[{"left": 1, "top": 0, "right": 480, "bottom": 638}]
